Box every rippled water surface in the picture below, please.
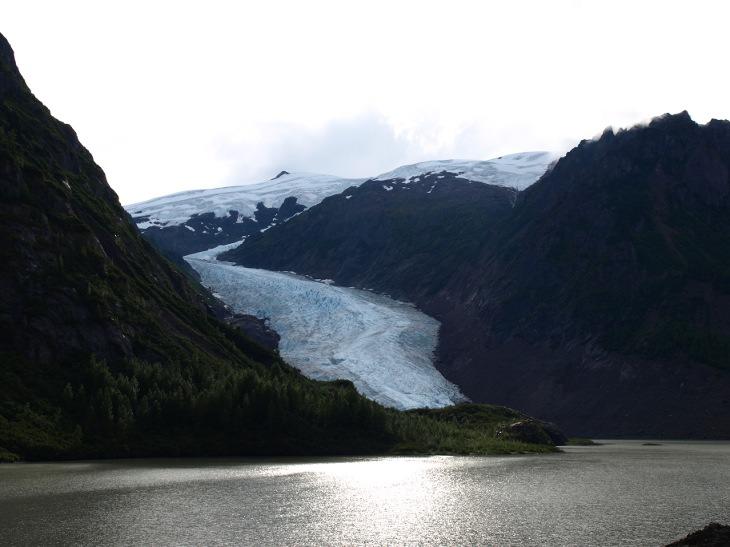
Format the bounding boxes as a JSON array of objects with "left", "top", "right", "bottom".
[{"left": 1, "top": 441, "right": 729, "bottom": 546}]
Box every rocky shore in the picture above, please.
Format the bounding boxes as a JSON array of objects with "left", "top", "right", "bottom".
[{"left": 666, "top": 523, "right": 730, "bottom": 546}]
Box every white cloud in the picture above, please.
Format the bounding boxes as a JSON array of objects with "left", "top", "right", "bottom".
[{"left": 3, "top": 0, "right": 730, "bottom": 203}]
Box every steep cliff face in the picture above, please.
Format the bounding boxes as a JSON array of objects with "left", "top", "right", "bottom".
[
  {"left": 228, "top": 112, "right": 730, "bottom": 437},
  {"left": 0, "top": 32, "right": 279, "bottom": 373}
]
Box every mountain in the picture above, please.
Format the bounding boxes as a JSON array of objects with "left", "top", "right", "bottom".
[
  {"left": 224, "top": 112, "right": 730, "bottom": 438},
  {"left": 0, "top": 32, "right": 562, "bottom": 461},
  {"left": 125, "top": 152, "right": 556, "bottom": 262},
  {"left": 436, "top": 112, "right": 730, "bottom": 437},
  {"left": 126, "top": 172, "right": 365, "bottom": 257},
  {"left": 219, "top": 170, "right": 519, "bottom": 299}
]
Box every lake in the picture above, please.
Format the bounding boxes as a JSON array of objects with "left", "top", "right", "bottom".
[{"left": 1, "top": 441, "right": 728, "bottom": 546}]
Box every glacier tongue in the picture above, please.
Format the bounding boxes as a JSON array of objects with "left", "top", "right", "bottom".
[{"left": 185, "top": 250, "right": 466, "bottom": 410}]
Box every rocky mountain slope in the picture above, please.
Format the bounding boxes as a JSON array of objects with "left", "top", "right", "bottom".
[{"left": 226, "top": 112, "right": 730, "bottom": 438}]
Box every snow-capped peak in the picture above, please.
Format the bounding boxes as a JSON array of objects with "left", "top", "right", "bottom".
[
  {"left": 374, "top": 151, "right": 558, "bottom": 191},
  {"left": 125, "top": 171, "right": 366, "bottom": 229},
  {"left": 125, "top": 152, "right": 558, "bottom": 231}
]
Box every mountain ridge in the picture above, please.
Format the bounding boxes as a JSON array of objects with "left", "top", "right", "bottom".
[{"left": 124, "top": 153, "right": 556, "bottom": 259}]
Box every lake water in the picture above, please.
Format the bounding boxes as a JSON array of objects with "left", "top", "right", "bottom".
[{"left": 1, "top": 441, "right": 728, "bottom": 546}]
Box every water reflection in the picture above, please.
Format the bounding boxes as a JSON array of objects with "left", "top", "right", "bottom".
[{"left": 1, "top": 443, "right": 729, "bottom": 546}]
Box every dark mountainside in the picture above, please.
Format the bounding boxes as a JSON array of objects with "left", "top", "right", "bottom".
[
  {"left": 435, "top": 113, "right": 730, "bottom": 437},
  {"left": 0, "top": 31, "right": 378, "bottom": 460},
  {"left": 0, "top": 32, "right": 561, "bottom": 461},
  {"left": 227, "top": 112, "right": 730, "bottom": 438},
  {"left": 220, "top": 173, "right": 518, "bottom": 297}
]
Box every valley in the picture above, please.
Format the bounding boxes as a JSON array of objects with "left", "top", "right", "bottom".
[
  {"left": 4, "top": 3, "right": 730, "bottom": 545},
  {"left": 128, "top": 120, "right": 730, "bottom": 440}
]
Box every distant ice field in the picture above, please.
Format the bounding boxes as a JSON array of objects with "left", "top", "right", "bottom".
[
  {"left": 374, "top": 151, "right": 558, "bottom": 190},
  {"left": 186, "top": 247, "right": 466, "bottom": 409},
  {"left": 127, "top": 172, "right": 365, "bottom": 229},
  {"left": 126, "top": 151, "right": 557, "bottom": 230}
]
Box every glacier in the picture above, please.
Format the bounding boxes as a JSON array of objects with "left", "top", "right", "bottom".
[
  {"left": 186, "top": 247, "right": 466, "bottom": 410},
  {"left": 126, "top": 172, "right": 366, "bottom": 229},
  {"left": 374, "top": 151, "right": 558, "bottom": 190}
]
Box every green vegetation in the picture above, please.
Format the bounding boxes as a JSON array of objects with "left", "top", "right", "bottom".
[
  {"left": 0, "top": 354, "right": 558, "bottom": 461},
  {"left": 395, "top": 405, "right": 559, "bottom": 454},
  {"left": 0, "top": 445, "right": 20, "bottom": 463}
]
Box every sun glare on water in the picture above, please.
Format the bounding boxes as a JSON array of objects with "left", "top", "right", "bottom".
[{"left": 253, "top": 456, "right": 472, "bottom": 543}]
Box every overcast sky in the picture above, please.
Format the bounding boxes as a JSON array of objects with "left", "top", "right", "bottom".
[{"left": 4, "top": 0, "right": 730, "bottom": 204}]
